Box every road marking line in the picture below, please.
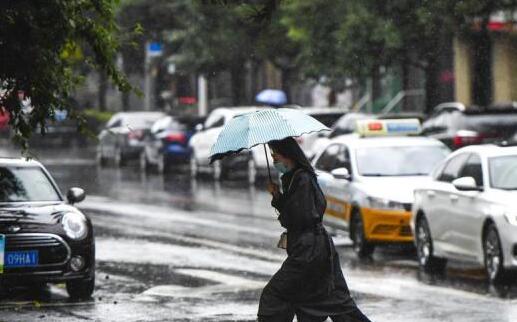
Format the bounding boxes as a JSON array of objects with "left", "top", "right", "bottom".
[
  {"left": 89, "top": 208, "right": 286, "bottom": 262},
  {"left": 81, "top": 196, "right": 281, "bottom": 239},
  {"left": 175, "top": 268, "right": 264, "bottom": 286}
]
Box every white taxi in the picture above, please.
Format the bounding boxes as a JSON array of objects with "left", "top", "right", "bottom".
[
  {"left": 312, "top": 119, "right": 450, "bottom": 258},
  {"left": 189, "top": 107, "right": 272, "bottom": 183},
  {"left": 412, "top": 144, "right": 517, "bottom": 283}
]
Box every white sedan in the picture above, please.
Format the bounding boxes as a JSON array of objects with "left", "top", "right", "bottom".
[
  {"left": 189, "top": 106, "right": 272, "bottom": 183},
  {"left": 412, "top": 144, "right": 517, "bottom": 283}
]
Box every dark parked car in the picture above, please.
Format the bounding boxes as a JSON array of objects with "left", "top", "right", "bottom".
[
  {"left": 97, "top": 111, "right": 166, "bottom": 166},
  {"left": 0, "top": 158, "right": 94, "bottom": 299},
  {"left": 422, "top": 102, "right": 517, "bottom": 149},
  {"left": 31, "top": 109, "right": 83, "bottom": 146},
  {"left": 140, "top": 115, "right": 205, "bottom": 173}
]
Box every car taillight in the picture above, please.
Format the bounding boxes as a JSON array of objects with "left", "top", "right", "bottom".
[
  {"left": 453, "top": 130, "right": 483, "bottom": 148},
  {"left": 165, "top": 132, "right": 187, "bottom": 144},
  {"left": 128, "top": 130, "right": 143, "bottom": 140}
]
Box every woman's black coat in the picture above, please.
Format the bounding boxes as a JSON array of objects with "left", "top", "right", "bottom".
[{"left": 258, "top": 167, "right": 371, "bottom": 321}]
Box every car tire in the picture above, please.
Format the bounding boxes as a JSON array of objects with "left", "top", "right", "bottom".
[
  {"left": 114, "top": 147, "right": 125, "bottom": 167},
  {"left": 247, "top": 158, "right": 257, "bottom": 185},
  {"left": 484, "top": 224, "right": 510, "bottom": 284},
  {"left": 66, "top": 271, "right": 95, "bottom": 299},
  {"left": 415, "top": 215, "right": 447, "bottom": 273},
  {"left": 351, "top": 211, "right": 375, "bottom": 258}
]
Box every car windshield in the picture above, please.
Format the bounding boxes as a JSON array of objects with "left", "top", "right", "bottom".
[
  {"left": 0, "top": 166, "right": 61, "bottom": 202},
  {"left": 124, "top": 114, "right": 164, "bottom": 129},
  {"left": 330, "top": 114, "right": 373, "bottom": 138},
  {"left": 463, "top": 113, "right": 517, "bottom": 137},
  {"left": 311, "top": 113, "right": 344, "bottom": 127},
  {"left": 489, "top": 155, "right": 517, "bottom": 190},
  {"left": 356, "top": 145, "right": 449, "bottom": 176}
]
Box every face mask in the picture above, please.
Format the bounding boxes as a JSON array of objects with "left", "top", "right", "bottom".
[{"left": 273, "top": 161, "right": 289, "bottom": 174}]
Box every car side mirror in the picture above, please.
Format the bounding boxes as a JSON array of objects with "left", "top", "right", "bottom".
[
  {"left": 67, "top": 187, "right": 86, "bottom": 204},
  {"left": 330, "top": 167, "right": 351, "bottom": 180},
  {"left": 452, "top": 177, "right": 481, "bottom": 191}
]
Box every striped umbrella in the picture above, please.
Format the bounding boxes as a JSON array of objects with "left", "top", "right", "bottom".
[{"left": 209, "top": 108, "right": 330, "bottom": 181}]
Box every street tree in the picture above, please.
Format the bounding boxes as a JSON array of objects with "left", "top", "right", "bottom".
[{"left": 0, "top": 0, "right": 132, "bottom": 148}]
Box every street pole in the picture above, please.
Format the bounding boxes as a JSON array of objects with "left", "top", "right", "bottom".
[
  {"left": 144, "top": 41, "right": 151, "bottom": 110},
  {"left": 198, "top": 74, "right": 208, "bottom": 117}
]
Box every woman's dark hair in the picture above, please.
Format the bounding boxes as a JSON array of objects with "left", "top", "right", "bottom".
[{"left": 268, "top": 137, "right": 315, "bottom": 176}]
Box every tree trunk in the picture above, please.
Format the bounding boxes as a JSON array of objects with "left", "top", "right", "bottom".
[
  {"left": 371, "top": 66, "right": 382, "bottom": 102},
  {"left": 281, "top": 68, "right": 291, "bottom": 104},
  {"left": 425, "top": 61, "right": 440, "bottom": 114},
  {"left": 98, "top": 72, "right": 108, "bottom": 112},
  {"left": 121, "top": 92, "right": 130, "bottom": 111},
  {"left": 230, "top": 63, "right": 246, "bottom": 106},
  {"left": 401, "top": 61, "right": 411, "bottom": 112},
  {"left": 471, "top": 17, "right": 492, "bottom": 106}
]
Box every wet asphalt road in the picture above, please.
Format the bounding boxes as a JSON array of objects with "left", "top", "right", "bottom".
[{"left": 0, "top": 145, "right": 517, "bottom": 322}]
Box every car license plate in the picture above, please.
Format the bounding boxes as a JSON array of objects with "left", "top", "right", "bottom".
[
  {"left": 0, "top": 234, "right": 4, "bottom": 273},
  {"left": 5, "top": 250, "right": 38, "bottom": 268}
]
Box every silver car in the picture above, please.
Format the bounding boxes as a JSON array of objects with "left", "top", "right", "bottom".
[
  {"left": 97, "top": 111, "right": 166, "bottom": 167},
  {"left": 412, "top": 144, "right": 517, "bottom": 283}
]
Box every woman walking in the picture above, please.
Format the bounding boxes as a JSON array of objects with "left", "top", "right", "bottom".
[{"left": 258, "top": 137, "right": 372, "bottom": 322}]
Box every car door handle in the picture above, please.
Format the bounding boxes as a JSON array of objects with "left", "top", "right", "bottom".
[
  {"left": 426, "top": 191, "right": 435, "bottom": 198},
  {"left": 449, "top": 194, "right": 459, "bottom": 202}
]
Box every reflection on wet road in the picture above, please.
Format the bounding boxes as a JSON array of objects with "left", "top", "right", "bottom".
[{"left": 0, "top": 147, "right": 516, "bottom": 321}]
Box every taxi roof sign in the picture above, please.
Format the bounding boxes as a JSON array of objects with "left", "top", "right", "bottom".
[{"left": 356, "top": 118, "right": 422, "bottom": 137}]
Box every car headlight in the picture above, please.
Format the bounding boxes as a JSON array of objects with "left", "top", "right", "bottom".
[
  {"left": 504, "top": 213, "right": 517, "bottom": 226},
  {"left": 366, "top": 196, "right": 407, "bottom": 211},
  {"left": 62, "top": 212, "right": 88, "bottom": 240}
]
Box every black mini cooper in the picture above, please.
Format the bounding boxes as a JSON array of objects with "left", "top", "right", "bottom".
[{"left": 0, "top": 158, "right": 94, "bottom": 298}]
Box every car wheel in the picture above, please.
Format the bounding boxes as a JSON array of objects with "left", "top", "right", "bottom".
[
  {"left": 247, "top": 158, "right": 257, "bottom": 184},
  {"left": 415, "top": 215, "right": 447, "bottom": 273},
  {"left": 114, "top": 147, "right": 125, "bottom": 167},
  {"left": 351, "top": 211, "right": 375, "bottom": 258},
  {"left": 213, "top": 160, "right": 222, "bottom": 181},
  {"left": 66, "top": 271, "right": 95, "bottom": 299},
  {"left": 484, "top": 224, "right": 509, "bottom": 283},
  {"left": 190, "top": 155, "right": 198, "bottom": 177},
  {"left": 139, "top": 151, "right": 149, "bottom": 172}
]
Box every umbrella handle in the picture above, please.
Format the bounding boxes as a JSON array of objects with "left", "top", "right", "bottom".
[{"left": 264, "top": 144, "right": 272, "bottom": 183}]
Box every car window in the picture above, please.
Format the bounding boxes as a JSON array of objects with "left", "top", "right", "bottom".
[
  {"left": 124, "top": 114, "right": 164, "bottom": 129},
  {"left": 459, "top": 154, "right": 484, "bottom": 186},
  {"left": 0, "top": 166, "right": 61, "bottom": 202},
  {"left": 356, "top": 145, "right": 450, "bottom": 176},
  {"left": 107, "top": 116, "right": 122, "bottom": 128},
  {"left": 311, "top": 113, "right": 344, "bottom": 127},
  {"left": 437, "top": 153, "right": 470, "bottom": 183},
  {"left": 330, "top": 114, "right": 372, "bottom": 138},
  {"left": 204, "top": 112, "right": 225, "bottom": 129},
  {"left": 489, "top": 155, "right": 517, "bottom": 190},
  {"left": 335, "top": 146, "right": 352, "bottom": 172},
  {"left": 463, "top": 113, "right": 517, "bottom": 137},
  {"left": 315, "top": 144, "right": 341, "bottom": 172},
  {"left": 151, "top": 116, "right": 172, "bottom": 133},
  {"left": 423, "top": 111, "right": 450, "bottom": 131}
]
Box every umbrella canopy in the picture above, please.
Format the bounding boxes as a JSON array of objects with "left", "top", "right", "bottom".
[
  {"left": 255, "top": 89, "right": 287, "bottom": 106},
  {"left": 209, "top": 108, "right": 329, "bottom": 164}
]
